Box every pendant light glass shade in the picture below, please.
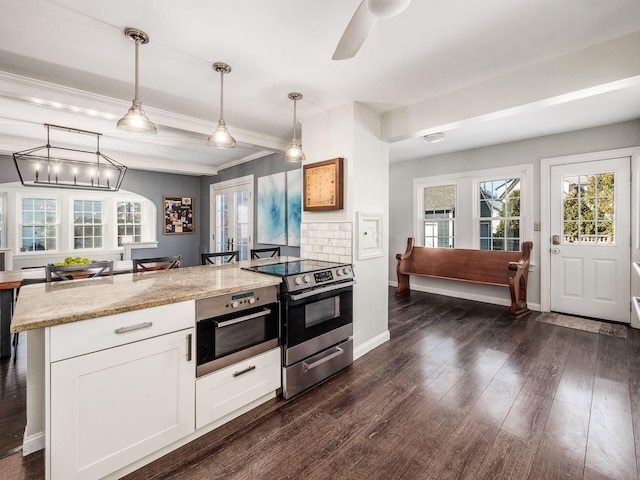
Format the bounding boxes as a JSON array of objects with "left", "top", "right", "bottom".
[
  {"left": 117, "top": 28, "right": 157, "bottom": 134},
  {"left": 207, "top": 62, "right": 236, "bottom": 148},
  {"left": 282, "top": 92, "right": 305, "bottom": 162}
]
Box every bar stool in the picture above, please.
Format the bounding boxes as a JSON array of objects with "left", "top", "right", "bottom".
[
  {"left": 250, "top": 247, "right": 281, "bottom": 259},
  {"left": 201, "top": 251, "right": 239, "bottom": 265},
  {"left": 133, "top": 255, "right": 182, "bottom": 272}
]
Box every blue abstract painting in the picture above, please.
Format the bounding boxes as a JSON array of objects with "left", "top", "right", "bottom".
[
  {"left": 257, "top": 172, "right": 286, "bottom": 245},
  {"left": 287, "top": 169, "right": 302, "bottom": 247}
]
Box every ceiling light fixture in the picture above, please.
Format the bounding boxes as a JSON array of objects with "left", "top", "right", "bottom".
[
  {"left": 117, "top": 28, "right": 157, "bottom": 134},
  {"left": 424, "top": 132, "right": 445, "bottom": 144},
  {"left": 13, "top": 124, "right": 127, "bottom": 191},
  {"left": 207, "top": 62, "right": 236, "bottom": 148},
  {"left": 282, "top": 92, "right": 306, "bottom": 162}
]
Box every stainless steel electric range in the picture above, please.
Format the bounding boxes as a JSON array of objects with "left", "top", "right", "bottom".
[{"left": 243, "top": 259, "right": 355, "bottom": 399}]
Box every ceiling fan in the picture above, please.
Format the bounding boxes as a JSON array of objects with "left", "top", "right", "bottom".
[{"left": 332, "top": 0, "right": 412, "bottom": 60}]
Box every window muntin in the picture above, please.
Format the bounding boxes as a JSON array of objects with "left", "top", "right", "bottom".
[
  {"left": 562, "top": 172, "right": 614, "bottom": 244},
  {"left": 423, "top": 185, "right": 455, "bottom": 248},
  {"left": 117, "top": 201, "right": 142, "bottom": 246},
  {"left": 21, "top": 197, "right": 57, "bottom": 251},
  {"left": 479, "top": 178, "right": 521, "bottom": 251},
  {"left": 73, "top": 200, "right": 103, "bottom": 249}
]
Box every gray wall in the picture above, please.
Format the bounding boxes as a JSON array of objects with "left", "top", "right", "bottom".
[
  {"left": 199, "top": 153, "right": 301, "bottom": 258},
  {"left": 389, "top": 119, "right": 640, "bottom": 306},
  {"left": 0, "top": 155, "right": 202, "bottom": 267}
]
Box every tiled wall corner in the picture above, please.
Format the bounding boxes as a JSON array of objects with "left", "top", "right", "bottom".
[{"left": 300, "top": 222, "right": 352, "bottom": 263}]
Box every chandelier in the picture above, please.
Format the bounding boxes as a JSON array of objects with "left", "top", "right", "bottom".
[{"left": 13, "top": 124, "right": 127, "bottom": 191}]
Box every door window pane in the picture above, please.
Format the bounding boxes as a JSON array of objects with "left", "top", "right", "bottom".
[{"left": 562, "top": 172, "right": 614, "bottom": 244}]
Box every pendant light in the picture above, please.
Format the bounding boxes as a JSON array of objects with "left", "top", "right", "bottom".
[
  {"left": 207, "top": 62, "right": 236, "bottom": 148},
  {"left": 282, "top": 92, "right": 306, "bottom": 162},
  {"left": 117, "top": 28, "right": 157, "bottom": 134}
]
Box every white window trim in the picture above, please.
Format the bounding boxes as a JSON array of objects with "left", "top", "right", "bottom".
[
  {"left": 414, "top": 164, "right": 533, "bottom": 250},
  {"left": 0, "top": 183, "right": 157, "bottom": 264}
]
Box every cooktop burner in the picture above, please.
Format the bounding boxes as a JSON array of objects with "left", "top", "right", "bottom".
[{"left": 243, "top": 259, "right": 354, "bottom": 292}]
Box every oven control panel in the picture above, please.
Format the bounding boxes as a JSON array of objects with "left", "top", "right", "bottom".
[
  {"left": 196, "top": 285, "right": 279, "bottom": 321},
  {"left": 284, "top": 265, "right": 354, "bottom": 292}
]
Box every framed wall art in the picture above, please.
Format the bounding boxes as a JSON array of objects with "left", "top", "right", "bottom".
[
  {"left": 303, "top": 157, "right": 344, "bottom": 211},
  {"left": 164, "top": 196, "right": 194, "bottom": 234}
]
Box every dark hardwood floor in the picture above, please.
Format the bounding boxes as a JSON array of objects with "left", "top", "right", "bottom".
[{"left": 2, "top": 288, "right": 640, "bottom": 479}]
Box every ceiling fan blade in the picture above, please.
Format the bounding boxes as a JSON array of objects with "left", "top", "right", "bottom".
[{"left": 332, "top": 1, "right": 377, "bottom": 61}]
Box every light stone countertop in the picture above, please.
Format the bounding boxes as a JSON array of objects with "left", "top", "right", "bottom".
[{"left": 10, "top": 258, "right": 297, "bottom": 332}]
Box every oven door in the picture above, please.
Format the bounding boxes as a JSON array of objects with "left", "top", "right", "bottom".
[
  {"left": 196, "top": 303, "right": 279, "bottom": 377},
  {"left": 283, "top": 282, "right": 353, "bottom": 349}
]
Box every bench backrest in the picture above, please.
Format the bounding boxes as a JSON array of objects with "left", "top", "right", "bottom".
[{"left": 398, "top": 239, "right": 531, "bottom": 287}]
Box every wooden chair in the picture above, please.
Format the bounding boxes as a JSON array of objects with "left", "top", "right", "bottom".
[
  {"left": 133, "top": 255, "right": 182, "bottom": 272},
  {"left": 201, "top": 251, "right": 239, "bottom": 265},
  {"left": 45, "top": 261, "right": 114, "bottom": 282},
  {"left": 250, "top": 247, "right": 281, "bottom": 259}
]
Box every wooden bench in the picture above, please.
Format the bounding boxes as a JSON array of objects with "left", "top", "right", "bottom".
[{"left": 395, "top": 238, "right": 532, "bottom": 319}]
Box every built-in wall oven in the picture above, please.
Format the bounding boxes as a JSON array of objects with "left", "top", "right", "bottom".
[
  {"left": 243, "top": 260, "right": 355, "bottom": 399},
  {"left": 195, "top": 285, "right": 280, "bottom": 378}
]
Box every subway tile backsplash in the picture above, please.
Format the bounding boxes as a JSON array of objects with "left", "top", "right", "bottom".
[{"left": 300, "top": 222, "right": 352, "bottom": 263}]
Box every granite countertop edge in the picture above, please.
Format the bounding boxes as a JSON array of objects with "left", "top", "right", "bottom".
[{"left": 11, "top": 261, "right": 287, "bottom": 333}]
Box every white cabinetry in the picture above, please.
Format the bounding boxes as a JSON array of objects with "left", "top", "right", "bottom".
[
  {"left": 47, "top": 301, "right": 195, "bottom": 480},
  {"left": 196, "top": 347, "right": 281, "bottom": 429}
]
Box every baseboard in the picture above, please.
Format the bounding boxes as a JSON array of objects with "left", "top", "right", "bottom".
[
  {"left": 354, "top": 330, "right": 390, "bottom": 361},
  {"left": 22, "top": 431, "right": 45, "bottom": 456},
  {"left": 387, "top": 280, "right": 540, "bottom": 312}
]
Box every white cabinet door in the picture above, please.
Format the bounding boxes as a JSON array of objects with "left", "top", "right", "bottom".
[{"left": 50, "top": 328, "right": 195, "bottom": 480}]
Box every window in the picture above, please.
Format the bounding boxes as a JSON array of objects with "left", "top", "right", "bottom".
[
  {"left": 21, "top": 197, "right": 57, "bottom": 251},
  {"left": 423, "top": 185, "right": 455, "bottom": 248},
  {"left": 73, "top": 200, "right": 103, "bottom": 249},
  {"left": 117, "top": 201, "right": 142, "bottom": 246},
  {"left": 479, "top": 178, "right": 521, "bottom": 251},
  {"left": 414, "top": 165, "right": 531, "bottom": 251}
]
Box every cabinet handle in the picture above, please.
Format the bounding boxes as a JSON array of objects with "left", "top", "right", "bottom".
[
  {"left": 187, "top": 333, "right": 193, "bottom": 362},
  {"left": 114, "top": 322, "right": 153, "bottom": 334},
  {"left": 233, "top": 365, "right": 256, "bottom": 377}
]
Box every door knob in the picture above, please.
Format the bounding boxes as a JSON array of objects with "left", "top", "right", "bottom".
[{"left": 552, "top": 247, "right": 560, "bottom": 254}]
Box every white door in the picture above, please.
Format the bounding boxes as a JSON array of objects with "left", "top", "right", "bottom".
[
  {"left": 210, "top": 176, "right": 253, "bottom": 261},
  {"left": 550, "top": 157, "right": 630, "bottom": 322}
]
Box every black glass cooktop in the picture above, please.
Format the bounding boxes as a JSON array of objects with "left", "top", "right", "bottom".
[{"left": 243, "top": 260, "right": 347, "bottom": 277}]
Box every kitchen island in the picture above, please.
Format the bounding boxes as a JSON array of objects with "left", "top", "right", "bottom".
[{"left": 11, "top": 260, "right": 288, "bottom": 480}]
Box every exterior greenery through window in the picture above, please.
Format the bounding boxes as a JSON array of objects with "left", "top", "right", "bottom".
[
  {"left": 74, "top": 200, "right": 103, "bottom": 249},
  {"left": 423, "top": 185, "right": 455, "bottom": 248},
  {"left": 117, "top": 201, "right": 142, "bottom": 246},
  {"left": 479, "top": 178, "right": 520, "bottom": 251},
  {"left": 563, "top": 172, "right": 614, "bottom": 243},
  {"left": 21, "top": 197, "right": 57, "bottom": 251}
]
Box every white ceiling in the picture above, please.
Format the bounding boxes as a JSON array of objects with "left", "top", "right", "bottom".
[{"left": 0, "top": 0, "right": 639, "bottom": 175}]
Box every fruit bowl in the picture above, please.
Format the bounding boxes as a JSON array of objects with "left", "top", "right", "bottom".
[{"left": 52, "top": 257, "right": 93, "bottom": 266}]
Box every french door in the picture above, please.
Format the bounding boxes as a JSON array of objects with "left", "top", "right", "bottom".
[
  {"left": 210, "top": 175, "right": 253, "bottom": 261},
  {"left": 550, "top": 157, "right": 630, "bottom": 322}
]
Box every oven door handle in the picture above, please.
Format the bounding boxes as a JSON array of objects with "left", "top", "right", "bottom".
[
  {"left": 302, "top": 346, "right": 344, "bottom": 371},
  {"left": 214, "top": 308, "right": 271, "bottom": 328},
  {"left": 288, "top": 281, "right": 356, "bottom": 301}
]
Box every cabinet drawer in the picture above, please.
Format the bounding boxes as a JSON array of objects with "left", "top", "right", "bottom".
[
  {"left": 196, "top": 347, "right": 281, "bottom": 429},
  {"left": 50, "top": 300, "right": 195, "bottom": 362}
]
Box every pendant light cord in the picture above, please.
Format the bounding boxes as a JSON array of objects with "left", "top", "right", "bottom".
[
  {"left": 134, "top": 38, "right": 140, "bottom": 102},
  {"left": 292, "top": 98, "right": 297, "bottom": 140},
  {"left": 219, "top": 69, "right": 224, "bottom": 122}
]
